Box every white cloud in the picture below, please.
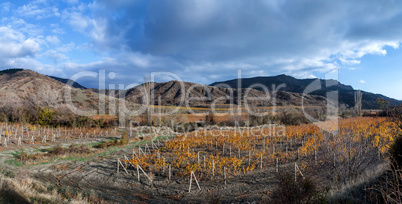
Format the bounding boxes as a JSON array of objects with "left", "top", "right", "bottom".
[
  {"left": 1, "top": 2, "right": 12, "bottom": 12},
  {"left": 43, "top": 50, "right": 69, "bottom": 64},
  {"left": 2, "top": 0, "right": 402, "bottom": 89},
  {"left": 64, "top": 11, "right": 90, "bottom": 31},
  {"left": 56, "top": 42, "right": 75, "bottom": 53},
  {"left": 57, "top": 0, "right": 399, "bottom": 86},
  {"left": 63, "top": 0, "right": 79, "bottom": 4},
  {"left": 0, "top": 27, "right": 41, "bottom": 58},
  {"left": 16, "top": 1, "right": 60, "bottom": 19},
  {"left": 340, "top": 58, "right": 361, "bottom": 65},
  {"left": 359, "top": 80, "right": 366, "bottom": 84},
  {"left": 2, "top": 17, "right": 43, "bottom": 36},
  {"left": 46, "top": 35, "right": 60, "bottom": 45}
]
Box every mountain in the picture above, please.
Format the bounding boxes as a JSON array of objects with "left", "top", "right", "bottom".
[
  {"left": 210, "top": 74, "right": 400, "bottom": 109},
  {"left": 4, "top": 69, "right": 394, "bottom": 111},
  {"left": 0, "top": 68, "right": 24, "bottom": 75},
  {"left": 0, "top": 69, "right": 113, "bottom": 113},
  {"left": 48, "top": 76, "right": 86, "bottom": 89},
  {"left": 0, "top": 69, "right": 87, "bottom": 89},
  {"left": 125, "top": 80, "right": 330, "bottom": 108}
]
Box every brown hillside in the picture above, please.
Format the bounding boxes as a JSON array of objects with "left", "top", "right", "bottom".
[
  {"left": 125, "top": 80, "right": 330, "bottom": 107},
  {"left": 0, "top": 70, "right": 113, "bottom": 114}
]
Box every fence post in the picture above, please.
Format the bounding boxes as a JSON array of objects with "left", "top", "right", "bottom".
[
  {"left": 169, "top": 164, "right": 171, "bottom": 180},
  {"left": 224, "top": 167, "right": 227, "bottom": 185},
  {"left": 276, "top": 157, "right": 279, "bottom": 173},
  {"left": 260, "top": 154, "right": 263, "bottom": 169}
]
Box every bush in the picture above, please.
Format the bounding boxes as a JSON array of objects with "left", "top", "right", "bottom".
[
  {"left": 37, "top": 107, "right": 54, "bottom": 126},
  {"left": 271, "top": 173, "right": 327, "bottom": 204},
  {"left": 16, "top": 150, "right": 41, "bottom": 163},
  {"left": 121, "top": 131, "right": 129, "bottom": 145},
  {"left": 278, "top": 110, "right": 310, "bottom": 126},
  {"left": 48, "top": 144, "right": 91, "bottom": 156},
  {"left": 249, "top": 114, "right": 277, "bottom": 126},
  {"left": 205, "top": 111, "right": 215, "bottom": 125},
  {"left": 389, "top": 134, "right": 402, "bottom": 169}
]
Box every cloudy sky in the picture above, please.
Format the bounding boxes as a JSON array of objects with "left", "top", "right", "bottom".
[{"left": 1, "top": 0, "right": 402, "bottom": 99}]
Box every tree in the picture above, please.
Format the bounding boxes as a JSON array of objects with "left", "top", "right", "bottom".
[
  {"left": 354, "top": 90, "right": 362, "bottom": 116},
  {"left": 377, "top": 98, "right": 402, "bottom": 129}
]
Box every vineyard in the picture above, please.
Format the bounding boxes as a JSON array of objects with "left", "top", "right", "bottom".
[
  {"left": 119, "top": 117, "right": 399, "bottom": 190},
  {"left": 0, "top": 123, "right": 118, "bottom": 150},
  {"left": 1, "top": 117, "right": 399, "bottom": 203}
]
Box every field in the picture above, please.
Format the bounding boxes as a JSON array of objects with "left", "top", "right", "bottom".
[{"left": 0, "top": 116, "right": 399, "bottom": 203}]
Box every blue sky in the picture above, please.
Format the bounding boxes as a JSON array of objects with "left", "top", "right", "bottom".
[{"left": 0, "top": 0, "right": 401, "bottom": 100}]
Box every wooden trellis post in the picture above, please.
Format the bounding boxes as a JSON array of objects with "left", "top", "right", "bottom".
[
  {"left": 286, "top": 146, "right": 288, "bottom": 158},
  {"left": 138, "top": 147, "right": 145, "bottom": 155},
  {"left": 263, "top": 140, "right": 266, "bottom": 151},
  {"left": 123, "top": 155, "right": 130, "bottom": 169},
  {"left": 276, "top": 157, "right": 279, "bottom": 173},
  {"left": 248, "top": 150, "right": 251, "bottom": 166},
  {"left": 162, "top": 157, "right": 165, "bottom": 173},
  {"left": 136, "top": 165, "right": 152, "bottom": 182},
  {"left": 117, "top": 158, "right": 129, "bottom": 174},
  {"left": 212, "top": 160, "right": 215, "bottom": 176},
  {"left": 294, "top": 162, "right": 305, "bottom": 182},
  {"left": 188, "top": 171, "right": 201, "bottom": 193},
  {"left": 260, "top": 154, "right": 263, "bottom": 169},
  {"left": 224, "top": 167, "right": 227, "bottom": 185},
  {"left": 314, "top": 149, "right": 317, "bottom": 164},
  {"left": 223, "top": 143, "right": 225, "bottom": 154},
  {"left": 145, "top": 144, "right": 151, "bottom": 154},
  {"left": 197, "top": 152, "right": 200, "bottom": 166},
  {"left": 169, "top": 164, "right": 171, "bottom": 180},
  {"left": 132, "top": 149, "right": 138, "bottom": 160}
]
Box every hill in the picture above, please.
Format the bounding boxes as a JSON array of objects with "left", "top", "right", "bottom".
[
  {"left": 125, "top": 80, "right": 330, "bottom": 108},
  {"left": 48, "top": 76, "right": 86, "bottom": 89},
  {"left": 211, "top": 74, "right": 401, "bottom": 109},
  {"left": 0, "top": 69, "right": 112, "bottom": 113}
]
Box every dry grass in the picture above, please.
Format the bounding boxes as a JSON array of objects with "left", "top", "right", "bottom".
[
  {"left": 17, "top": 144, "right": 94, "bottom": 164},
  {"left": 94, "top": 132, "right": 129, "bottom": 149},
  {"left": 89, "top": 114, "right": 117, "bottom": 122},
  {"left": 0, "top": 171, "right": 107, "bottom": 204},
  {"left": 49, "top": 144, "right": 92, "bottom": 156}
]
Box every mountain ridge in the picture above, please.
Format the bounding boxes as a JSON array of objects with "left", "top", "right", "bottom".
[
  {"left": 0, "top": 68, "right": 399, "bottom": 109},
  {"left": 210, "top": 75, "right": 400, "bottom": 109}
]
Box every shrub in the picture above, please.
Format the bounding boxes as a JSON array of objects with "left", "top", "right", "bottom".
[
  {"left": 17, "top": 150, "right": 41, "bottom": 163},
  {"left": 121, "top": 131, "right": 129, "bottom": 145},
  {"left": 46, "top": 144, "right": 92, "bottom": 157},
  {"left": 205, "top": 111, "right": 215, "bottom": 125},
  {"left": 278, "top": 110, "right": 310, "bottom": 126},
  {"left": 37, "top": 107, "right": 55, "bottom": 126},
  {"left": 271, "top": 173, "right": 327, "bottom": 204},
  {"left": 249, "top": 114, "right": 277, "bottom": 126},
  {"left": 389, "top": 134, "right": 402, "bottom": 169}
]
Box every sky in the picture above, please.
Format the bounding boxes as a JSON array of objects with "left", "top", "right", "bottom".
[{"left": 0, "top": 0, "right": 402, "bottom": 99}]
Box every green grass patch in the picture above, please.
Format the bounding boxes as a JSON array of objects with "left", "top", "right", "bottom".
[{"left": 4, "top": 159, "right": 24, "bottom": 167}]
